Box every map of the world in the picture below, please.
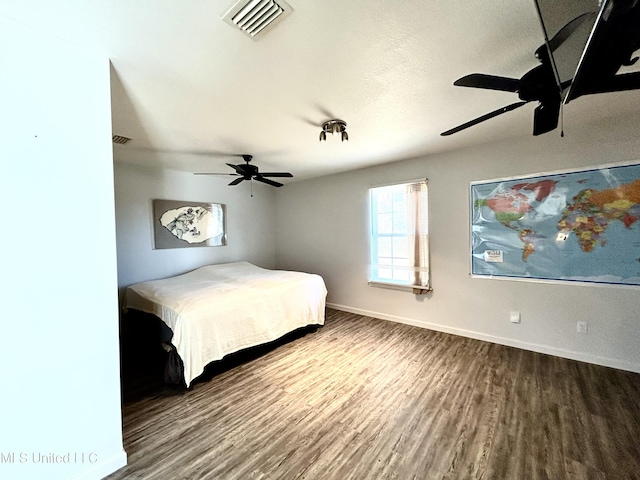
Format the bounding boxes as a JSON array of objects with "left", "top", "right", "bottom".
[{"left": 471, "top": 162, "right": 640, "bottom": 285}]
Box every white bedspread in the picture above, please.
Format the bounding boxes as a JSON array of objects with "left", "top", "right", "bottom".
[{"left": 123, "top": 262, "right": 327, "bottom": 387}]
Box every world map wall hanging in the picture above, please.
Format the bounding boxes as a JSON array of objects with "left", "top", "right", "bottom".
[{"left": 470, "top": 162, "right": 640, "bottom": 286}]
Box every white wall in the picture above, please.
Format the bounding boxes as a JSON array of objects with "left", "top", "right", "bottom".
[
  {"left": 0, "top": 16, "right": 125, "bottom": 480},
  {"left": 275, "top": 111, "right": 640, "bottom": 373},
  {"left": 114, "top": 162, "right": 277, "bottom": 289}
]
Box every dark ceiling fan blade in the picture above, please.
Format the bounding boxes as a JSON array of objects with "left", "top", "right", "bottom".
[
  {"left": 441, "top": 101, "right": 529, "bottom": 136},
  {"left": 454, "top": 74, "right": 521, "bottom": 92},
  {"left": 258, "top": 172, "right": 293, "bottom": 178},
  {"left": 532, "top": 100, "right": 561, "bottom": 136},
  {"left": 194, "top": 172, "right": 239, "bottom": 176},
  {"left": 254, "top": 176, "right": 283, "bottom": 187},
  {"left": 228, "top": 177, "right": 245, "bottom": 186},
  {"left": 579, "top": 72, "right": 640, "bottom": 95},
  {"left": 226, "top": 162, "right": 244, "bottom": 173},
  {"left": 546, "top": 12, "right": 594, "bottom": 52}
]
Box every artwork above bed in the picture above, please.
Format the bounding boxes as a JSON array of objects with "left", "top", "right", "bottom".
[{"left": 153, "top": 199, "right": 226, "bottom": 249}]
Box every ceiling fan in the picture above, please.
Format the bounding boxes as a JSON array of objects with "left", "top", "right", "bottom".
[
  {"left": 441, "top": 13, "right": 591, "bottom": 137},
  {"left": 194, "top": 154, "right": 293, "bottom": 187},
  {"left": 563, "top": 0, "right": 640, "bottom": 102}
]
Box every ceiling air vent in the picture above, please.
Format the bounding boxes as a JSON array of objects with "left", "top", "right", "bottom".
[
  {"left": 112, "top": 134, "right": 131, "bottom": 145},
  {"left": 222, "top": 0, "right": 292, "bottom": 39}
]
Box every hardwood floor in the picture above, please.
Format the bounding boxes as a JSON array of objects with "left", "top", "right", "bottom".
[{"left": 107, "top": 309, "right": 640, "bottom": 480}]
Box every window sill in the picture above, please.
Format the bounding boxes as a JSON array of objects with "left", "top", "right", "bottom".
[{"left": 368, "top": 281, "right": 432, "bottom": 294}]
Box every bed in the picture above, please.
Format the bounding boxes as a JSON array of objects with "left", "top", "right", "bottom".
[{"left": 123, "top": 261, "right": 327, "bottom": 387}]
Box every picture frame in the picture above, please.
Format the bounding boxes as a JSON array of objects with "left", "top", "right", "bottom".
[{"left": 152, "top": 199, "right": 226, "bottom": 249}]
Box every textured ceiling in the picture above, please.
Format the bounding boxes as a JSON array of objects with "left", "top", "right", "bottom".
[{"left": 3, "top": 0, "right": 640, "bottom": 182}]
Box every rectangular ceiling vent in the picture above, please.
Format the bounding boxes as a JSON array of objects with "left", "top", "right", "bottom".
[
  {"left": 112, "top": 134, "right": 131, "bottom": 145},
  {"left": 222, "top": 0, "right": 292, "bottom": 39}
]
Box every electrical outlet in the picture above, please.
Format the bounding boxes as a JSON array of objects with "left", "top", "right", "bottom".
[
  {"left": 510, "top": 311, "right": 521, "bottom": 323},
  {"left": 577, "top": 321, "right": 588, "bottom": 334}
]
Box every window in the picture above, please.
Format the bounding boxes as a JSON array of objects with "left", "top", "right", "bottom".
[{"left": 369, "top": 180, "right": 431, "bottom": 293}]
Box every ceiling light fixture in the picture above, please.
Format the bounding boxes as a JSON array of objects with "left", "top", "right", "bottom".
[{"left": 319, "top": 119, "right": 348, "bottom": 142}]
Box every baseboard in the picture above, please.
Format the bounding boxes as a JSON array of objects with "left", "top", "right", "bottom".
[
  {"left": 327, "top": 303, "right": 640, "bottom": 374},
  {"left": 68, "top": 449, "right": 127, "bottom": 480}
]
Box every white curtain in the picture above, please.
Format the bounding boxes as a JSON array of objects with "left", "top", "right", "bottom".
[{"left": 406, "top": 181, "right": 430, "bottom": 292}]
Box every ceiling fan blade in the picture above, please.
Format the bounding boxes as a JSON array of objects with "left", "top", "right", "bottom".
[
  {"left": 228, "top": 177, "right": 245, "bottom": 186},
  {"left": 226, "top": 162, "right": 246, "bottom": 173},
  {"left": 547, "top": 12, "right": 594, "bottom": 52},
  {"left": 254, "top": 176, "right": 283, "bottom": 187},
  {"left": 454, "top": 74, "right": 521, "bottom": 92},
  {"left": 532, "top": 100, "right": 561, "bottom": 136},
  {"left": 194, "top": 172, "right": 239, "bottom": 176},
  {"left": 441, "top": 101, "right": 529, "bottom": 136},
  {"left": 575, "top": 72, "right": 640, "bottom": 95},
  {"left": 258, "top": 172, "right": 293, "bottom": 178}
]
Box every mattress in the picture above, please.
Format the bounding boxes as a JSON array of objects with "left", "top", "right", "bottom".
[{"left": 123, "top": 262, "right": 327, "bottom": 387}]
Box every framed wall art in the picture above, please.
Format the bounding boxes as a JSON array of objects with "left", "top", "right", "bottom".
[
  {"left": 153, "top": 199, "right": 226, "bottom": 249},
  {"left": 470, "top": 161, "right": 640, "bottom": 286}
]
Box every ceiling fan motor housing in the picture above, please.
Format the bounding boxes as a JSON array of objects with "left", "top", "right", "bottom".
[{"left": 239, "top": 164, "right": 259, "bottom": 178}]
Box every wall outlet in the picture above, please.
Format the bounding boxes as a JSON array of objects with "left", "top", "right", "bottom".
[
  {"left": 577, "top": 321, "right": 588, "bottom": 334},
  {"left": 510, "top": 311, "right": 521, "bottom": 323}
]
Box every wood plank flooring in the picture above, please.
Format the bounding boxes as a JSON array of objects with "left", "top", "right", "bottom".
[{"left": 107, "top": 309, "right": 640, "bottom": 480}]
